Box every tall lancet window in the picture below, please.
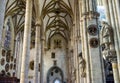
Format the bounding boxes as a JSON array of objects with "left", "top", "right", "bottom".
[{"left": 4, "top": 19, "right": 11, "bottom": 49}]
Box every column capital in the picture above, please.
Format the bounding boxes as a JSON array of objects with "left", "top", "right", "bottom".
[
  {"left": 35, "top": 21, "right": 41, "bottom": 27},
  {"left": 41, "top": 36, "right": 45, "bottom": 41}
]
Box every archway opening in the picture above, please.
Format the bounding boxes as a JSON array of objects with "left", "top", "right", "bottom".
[
  {"left": 47, "top": 66, "right": 63, "bottom": 83},
  {"left": 54, "top": 79, "right": 61, "bottom": 83}
]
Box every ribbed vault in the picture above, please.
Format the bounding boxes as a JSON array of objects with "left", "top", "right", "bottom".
[
  {"left": 42, "top": 0, "right": 73, "bottom": 45},
  {"left": 5, "top": 0, "right": 36, "bottom": 34},
  {"left": 5, "top": 0, "right": 25, "bottom": 34}
]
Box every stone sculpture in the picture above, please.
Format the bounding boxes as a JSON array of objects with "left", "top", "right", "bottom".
[
  {"left": 79, "top": 53, "right": 86, "bottom": 77},
  {"left": 100, "top": 21, "right": 115, "bottom": 60}
]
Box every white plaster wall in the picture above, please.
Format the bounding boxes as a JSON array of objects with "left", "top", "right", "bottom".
[
  {"left": 43, "top": 34, "right": 68, "bottom": 83},
  {"left": 28, "top": 48, "right": 35, "bottom": 83},
  {"left": 27, "top": 34, "right": 68, "bottom": 83},
  {"left": 28, "top": 45, "right": 41, "bottom": 83}
]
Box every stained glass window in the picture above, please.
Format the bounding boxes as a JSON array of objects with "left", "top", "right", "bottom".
[{"left": 4, "top": 19, "right": 11, "bottom": 49}]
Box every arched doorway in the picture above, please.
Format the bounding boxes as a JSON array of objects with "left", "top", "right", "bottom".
[
  {"left": 54, "top": 79, "right": 61, "bottom": 83},
  {"left": 47, "top": 66, "right": 63, "bottom": 83}
]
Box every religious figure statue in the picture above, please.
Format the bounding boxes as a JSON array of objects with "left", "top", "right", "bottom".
[
  {"left": 100, "top": 21, "right": 114, "bottom": 50},
  {"left": 100, "top": 21, "right": 116, "bottom": 60},
  {"left": 79, "top": 53, "right": 86, "bottom": 77}
]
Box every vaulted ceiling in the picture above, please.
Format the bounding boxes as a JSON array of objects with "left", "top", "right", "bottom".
[
  {"left": 5, "top": 0, "right": 25, "bottom": 34},
  {"left": 5, "top": 0, "right": 36, "bottom": 34},
  {"left": 41, "top": 0, "right": 74, "bottom": 42},
  {"left": 5, "top": 0, "right": 74, "bottom": 42}
]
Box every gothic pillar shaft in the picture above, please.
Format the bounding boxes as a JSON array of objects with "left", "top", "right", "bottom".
[
  {"left": 67, "top": 49, "right": 71, "bottom": 83},
  {"left": 108, "top": 0, "right": 116, "bottom": 28},
  {"left": 81, "top": 0, "right": 105, "bottom": 83},
  {"left": 34, "top": 21, "right": 41, "bottom": 83},
  {"left": 82, "top": 17, "right": 91, "bottom": 83},
  {"left": 112, "top": 60, "right": 120, "bottom": 83},
  {"left": 81, "top": 0, "right": 91, "bottom": 83},
  {"left": 20, "top": 0, "right": 32, "bottom": 83},
  {"left": 108, "top": 0, "right": 120, "bottom": 79},
  {"left": 0, "top": 0, "right": 7, "bottom": 45},
  {"left": 115, "top": 0, "right": 120, "bottom": 28},
  {"left": 40, "top": 39, "right": 44, "bottom": 83},
  {"left": 79, "top": 2, "right": 85, "bottom": 83},
  {"left": 112, "top": 0, "right": 120, "bottom": 53},
  {"left": 74, "top": 0, "right": 81, "bottom": 83},
  {"left": 70, "top": 50, "right": 74, "bottom": 83},
  {"left": 40, "top": 22, "right": 45, "bottom": 83},
  {"left": 115, "top": 0, "right": 120, "bottom": 77}
]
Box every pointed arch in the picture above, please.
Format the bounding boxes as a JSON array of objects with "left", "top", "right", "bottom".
[{"left": 47, "top": 66, "right": 64, "bottom": 83}]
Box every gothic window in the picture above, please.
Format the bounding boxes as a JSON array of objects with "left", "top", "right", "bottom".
[{"left": 4, "top": 19, "right": 11, "bottom": 49}]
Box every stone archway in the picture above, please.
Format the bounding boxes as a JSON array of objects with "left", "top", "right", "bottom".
[
  {"left": 54, "top": 79, "right": 61, "bottom": 83},
  {"left": 47, "top": 66, "right": 64, "bottom": 83}
]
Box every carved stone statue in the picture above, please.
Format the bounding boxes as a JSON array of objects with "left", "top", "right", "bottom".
[
  {"left": 100, "top": 21, "right": 113, "bottom": 50},
  {"left": 79, "top": 53, "right": 86, "bottom": 77},
  {"left": 100, "top": 21, "right": 116, "bottom": 60}
]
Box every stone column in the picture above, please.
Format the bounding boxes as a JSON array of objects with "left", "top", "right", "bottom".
[
  {"left": 40, "top": 21, "right": 45, "bottom": 83},
  {"left": 111, "top": 58, "right": 120, "bottom": 83},
  {"left": 81, "top": 0, "right": 91, "bottom": 83},
  {"left": 108, "top": 0, "right": 120, "bottom": 79},
  {"left": 115, "top": 0, "right": 120, "bottom": 27},
  {"left": 0, "top": 0, "right": 7, "bottom": 46},
  {"left": 112, "top": 0, "right": 120, "bottom": 44},
  {"left": 79, "top": 1, "right": 86, "bottom": 83},
  {"left": 81, "top": 0, "right": 105, "bottom": 83},
  {"left": 20, "top": 0, "right": 33, "bottom": 83},
  {"left": 74, "top": 0, "right": 81, "bottom": 83},
  {"left": 34, "top": 21, "right": 41, "bottom": 83},
  {"left": 81, "top": 0, "right": 92, "bottom": 82},
  {"left": 114, "top": 0, "right": 120, "bottom": 76}
]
